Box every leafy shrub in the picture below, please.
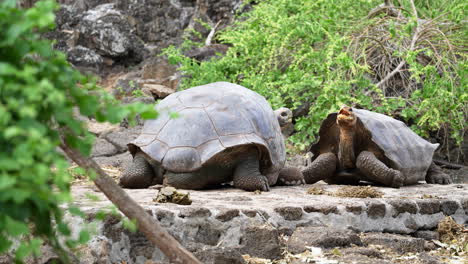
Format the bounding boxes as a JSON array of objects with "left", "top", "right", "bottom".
[
  {"left": 0, "top": 0, "right": 155, "bottom": 262},
  {"left": 165, "top": 0, "right": 466, "bottom": 152}
]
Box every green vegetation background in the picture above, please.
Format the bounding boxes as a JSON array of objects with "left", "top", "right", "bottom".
[{"left": 165, "top": 0, "right": 467, "bottom": 151}]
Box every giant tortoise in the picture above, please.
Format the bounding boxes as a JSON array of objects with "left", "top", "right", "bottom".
[
  {"left": 120, "top": 82, "right": 303, "bottom": 191},
  {"left": 302, "top": 106, "right": 452, "bottom": 187}
]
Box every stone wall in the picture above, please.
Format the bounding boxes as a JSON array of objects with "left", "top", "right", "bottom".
[{"left": 68, "top": 183, "right": 468, "bottom": 263}]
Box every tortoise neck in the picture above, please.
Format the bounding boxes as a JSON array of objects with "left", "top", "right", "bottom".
[{"left": 338, "top": 127, "right": 356, "bottom": 169}]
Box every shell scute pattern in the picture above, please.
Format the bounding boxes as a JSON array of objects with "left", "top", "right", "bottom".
[
  {"left": 129, "top": 82, "right": 285, "bottom": 173},
  {"left": 354, "top": 109, "right": 437, "bottom": 181},
  {"left": 205, "top": 100, "right": 255, "bottom": 136},
  {"left": 140, "top": 139, "right": 169, "bottom": 162},
  {"left": 157, "top": 108, "right": 218, "bottom": 147}
]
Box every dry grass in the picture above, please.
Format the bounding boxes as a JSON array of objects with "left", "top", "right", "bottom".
[
  {"left": 437, "top": 216, "right": 467, "bottom": 243},
  {"left": 348, "top": 2, "right": 461, "bottom": 98},
  {"left": 333, "top": 186, "right": 384, "bottom": 198},
  {"left": 306, "top": 186, "right": 329, "bottom": 195},
  {"left": 436, "top": 216, "right": 468, "bottom": 257}
]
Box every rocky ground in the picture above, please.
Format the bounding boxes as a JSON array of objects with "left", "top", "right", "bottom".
[
  {"left": 65, "top": 180, "right": 467, "bottom": 264},
  {"left": 73, "top": 120, "right": 468, "bottom": 264}
]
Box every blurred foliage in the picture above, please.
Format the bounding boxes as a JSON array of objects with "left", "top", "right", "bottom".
[
  {"left": 0, "top": 0, "right": 156, "bottom": 262},
  {"left": 164, "top": 0, "right": 467, "bottom": 152}
]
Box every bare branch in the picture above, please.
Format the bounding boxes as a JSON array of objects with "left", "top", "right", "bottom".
[
  {"left": 376, "top": 0, "right": 420, "bottom": 89},
  {"left": 205, "top": 20, "right": 222, "bottom": 46},
  {"left": 59, "top": 139, "right": 201, "bottom": 264}
]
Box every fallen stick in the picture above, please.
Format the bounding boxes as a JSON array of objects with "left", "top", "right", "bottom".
[{"left": 60, "top": 140, "right": 201, "bottom": 264}]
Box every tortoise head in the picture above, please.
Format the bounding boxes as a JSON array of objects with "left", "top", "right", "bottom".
[
  {"left": 274, "top": 107, "right": 293, "bottom": 128},
  {"left": 336, "top": 106, "right": 357, "bottom": 129}
]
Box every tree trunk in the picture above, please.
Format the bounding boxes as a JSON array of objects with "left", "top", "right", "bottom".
[{"left": 59, "top": 141, "right": 201, "bottom": 264}]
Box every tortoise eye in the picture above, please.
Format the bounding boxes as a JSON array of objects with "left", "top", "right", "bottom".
[{"left": 349, "top": 108, "right": 353, "bottom": 112}]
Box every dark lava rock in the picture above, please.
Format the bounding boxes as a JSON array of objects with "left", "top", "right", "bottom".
[
  {"left": 413, "top": 230, "right": 440, "bottom": 240},
  {"left": 102, "top": 215, "right": 123, "bottom": 241},
  {"left": 91, "top": 138, "right": 119, "bottom": 157},
  {"left": 417, "top": 200, "right": 441, "bottom": 215},
  {"left": 154, "top": 209, "right": 175, "bottom": 226},
  {"left": 128, "top": 232, "right": 153, "bottom": 260},
  {"left": 178, "top": 207, "right": 212, "bottom": 218},
  {"left": 361, "top": 232, "right": 425, "bottom": 254},
  {"left": 461, "top": 197, "right": 468, "bottom": 214},
  {"left": 103, "top": 127, "right": 142, "bottom": 152},
  {"left": 55, "top": 5, "right": 82, "bottom": 29},
  {"left": 77, "top": 4, "right": 147, "bottom": 63},
  {"left": 440, "top": 200, "right": 460, "bottom": 215},
  {"left": 345, "top": 204, "right": 364, "bottom": 215},
  {"left": 241, "top": 209, "right": 257, "bottom": 218},
  {"left": 194, "top": 247, "right": 243, "bottom": 264},
  {"left": 366, "top": 201, "right": 386, "bottom": 219},
  {"left": 240, "top": 225, "right": 281, "bottom": 259},
  {"left": 404, "top": 217, "right": 419, "bottom": 230},
  {"left": 274, "top": 206, "right": 303, "bottom": 220},
  {"left": 287, "top": 226, "right": 362, "bottom": 254},
  {"left": 303, "top": 204, "right": 339, "bottom": 215},
  {"left": 389, "top": 199, "right": 418, "bottom": 216},
  {"left": 215, "top": 209, "right": 240, "bottom": 222},
  {"left": 67, "top": 45, "right": 103, "bottom": 71},
  {"left": 194, "top": 223, "right": 221, "bottom": 246}
]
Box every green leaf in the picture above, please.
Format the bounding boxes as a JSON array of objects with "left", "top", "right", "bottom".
[
  {"left": 5, "top": 216, "right": 29, "bottom": 236},
  {"left": 78, "top": 230, "right": 90, "bottom": 244},
  {"left": 0, "top": 175, "right": 16, "bottom": 190},
  {"left": 122, "top": 218, "right": 138, "bottom": 233}
]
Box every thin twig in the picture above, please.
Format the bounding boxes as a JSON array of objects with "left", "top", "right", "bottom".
[{"left": 376, "top": 0, "right": 421, "bottom": 89}]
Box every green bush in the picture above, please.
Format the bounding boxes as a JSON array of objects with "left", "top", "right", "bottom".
[
  {"left": 0, "top": 0, "right": 155, "bottom": 262},
  {"left": 165, "top": 0, "right": 467, "bottom": 151}
]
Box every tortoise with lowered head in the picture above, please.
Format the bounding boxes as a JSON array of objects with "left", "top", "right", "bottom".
[
  {"left": 120, "top": 82, "right": 303, "bottom": 191},
  {"left": 303, "top": 106, "right": 452, "bottom": 187}
]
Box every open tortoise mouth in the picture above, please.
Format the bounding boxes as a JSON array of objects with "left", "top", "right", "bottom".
[{"left": 337, "top": 106, "right": 355, "bottom": 122}]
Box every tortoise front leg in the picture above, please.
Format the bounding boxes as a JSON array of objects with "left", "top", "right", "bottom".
[
  {"left": 302, "top": 153, "right": 337, "bottom": 184},
  {"left": 356, "top": 151, "right": 404, "bottom": 188},
  {"left": 233, "top": 153, "right": 269, "bottom": 192},
  {"left": 120, "top": 151, "right": 158, "bottom": 188},
  {"left": 425, "top": 162, "right": 452, "bottom": 184}
]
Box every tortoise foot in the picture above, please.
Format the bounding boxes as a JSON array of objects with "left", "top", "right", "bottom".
[
  {"left": 236, "top": 174, "right": 270, "bottom": 192},
  {"left": 426, "top": 162, "right": 452, "bottom": 184},
  {"left": 389, "top": 170, "right": 404, "bottom": 188},
  {"left": 278, "top": 166, "right": 305, "bottom": 185},
  {"left": 234, "top": 154, "right": 270, "bottom": 192}
]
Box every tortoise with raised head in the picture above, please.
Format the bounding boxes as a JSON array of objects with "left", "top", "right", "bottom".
[
  {"left": 120, "top": 82, "right": 303, "bottom": 191},
  {"left": 303, "top": 106, "right": 452, "bottom": 187}
]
